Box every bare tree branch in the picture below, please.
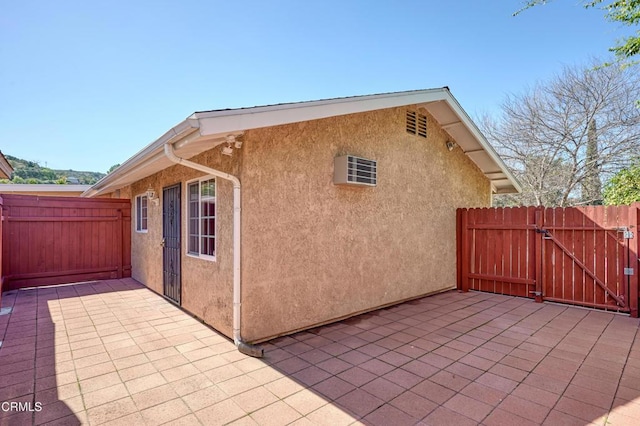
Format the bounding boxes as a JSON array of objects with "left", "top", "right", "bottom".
[{"left": 482, "top": 59, "right": 640, "bottom": 207}]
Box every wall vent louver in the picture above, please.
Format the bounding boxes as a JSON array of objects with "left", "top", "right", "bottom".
[
  {"left": 417, "top": 114, "right": 427, "bottom": 138},
  {"left": 334, "top": 155, "right": 377, "bottom": 187},
  {"left": 406, "top": 111, "right": 417, "bottom": 135},
  {"left": 406, "top": 110, "right": 427, "bottom": 138}
]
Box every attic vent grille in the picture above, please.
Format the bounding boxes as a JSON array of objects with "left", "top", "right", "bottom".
[
  {"left": 406, "top": 110, "right": 427, "bottom": 138},
  {"left": 417, "top": 114, "right": 427, "bottom": 138},
  {"left": 406, "top": 111, "right": 417, "bottom": 135},
  {"left": 334, "top": 155, "right": 377, "bottom": 187}
]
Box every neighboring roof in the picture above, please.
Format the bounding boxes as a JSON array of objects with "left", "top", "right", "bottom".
[
  {"left": 0, "top": 151, "right": 13, "bottom": 179},
  {"left": 84, "top": 88, "right": 521, "bottom": 197},
  {"left": 0, "top": 184, "right": 92, "bottom": 196}
]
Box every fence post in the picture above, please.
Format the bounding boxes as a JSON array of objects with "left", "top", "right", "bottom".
[
  {"left": 460, "top": 209, "right": 470, "bottom": 292},
  {"left": 630, "top": 203, "right": 639, "bottom": 318},
  {"left": 456, "top": 209, "right": 461, "bottom": 290},
  {"left": 534, "top": 207, "right": 544, "bottom": 303},
  {"left": 117, "top": 209, "right": 123, "bottom": 279}
]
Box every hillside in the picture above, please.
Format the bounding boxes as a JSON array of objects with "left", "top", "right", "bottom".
[{"left": 0, "top": 155, "right": 105, "bottom": 185}]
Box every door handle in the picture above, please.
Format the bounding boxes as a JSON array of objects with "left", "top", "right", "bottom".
[{"left": 161, "top": 238, "right": 166, "bottom": 247}]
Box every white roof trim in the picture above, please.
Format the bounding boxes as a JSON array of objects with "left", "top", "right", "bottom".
[
  {"left": 0, "top": 184, "right": 92, "bottom": 193},
  {"left": 84, "top": 88, "right": 521, "bottom": 197}
]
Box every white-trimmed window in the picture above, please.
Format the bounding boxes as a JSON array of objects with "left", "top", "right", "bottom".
[
  {"left": 187, "top": 177, "right": 216, "bottom": 260},
  {"left": 135, "top": 194, "right": 148, "bottom": 232}
]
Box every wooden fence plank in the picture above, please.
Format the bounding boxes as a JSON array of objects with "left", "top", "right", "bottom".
[
  {"left": 573, "top": 207, "right": 586, "bottom": 306},
  {"left": 0, "top": 194, "right": 131, "bottom": 290},
  {"left": 617, "top": 206, "right": 630, "bottom": 308},
  {"left": 594, "top": 206, "right": 606, "bottom": 307},
  {"left": 501, "top": 208, "right": 511, "bottom": 296},
  {"left": 471, "top": 209, "right": 481, "bottom": 291},
  {"left": 543, "top": 207, "right": 555, "bottom": 300},
  {"left": 571, "top": 208, "right": 582, "bottom": 304},
  {"left": 458, "top": 204, "right": 635, "bottom": 314},
  {"left": 605, "top": 205, "right": 619, "bottom": 308},
  {"left": 584, "top": 205, "right": 597, "bottom": 308},
  {"left": 534, "top": 207, "right": 543, "bottom": 302}
]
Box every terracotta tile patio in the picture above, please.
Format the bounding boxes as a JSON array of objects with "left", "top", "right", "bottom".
[{"left": 1, "top": 279, "right": 639, "bottom": 425}]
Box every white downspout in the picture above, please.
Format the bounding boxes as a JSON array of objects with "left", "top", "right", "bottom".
[{"left": 164, "top": 140, "right": 262, "bottom": 357}]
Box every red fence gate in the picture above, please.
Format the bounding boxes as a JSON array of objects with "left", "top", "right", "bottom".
[
  {"left": 0, "top": 196, "right": 3, "bottom": 305},
  {"left": 457, "top": 204, "right": 639, "bottom": 317},
  {"left": 1, "top": 195, "right": 131, "bottom": 292}
]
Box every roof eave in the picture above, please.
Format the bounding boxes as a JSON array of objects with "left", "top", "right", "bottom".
[
  {"left": 81, "top": 119, "right": 199, "bottom": 197},
  {"left": 440, "top": 89, "right": 522, "bottom": 194},
  {"left": 84, "top": 88, "right": 521, "bottom": 197}
]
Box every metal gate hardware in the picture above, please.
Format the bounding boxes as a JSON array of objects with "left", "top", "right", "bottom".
[
  {"left": 536, "top": 229, "right": 553, "bottom": 239},
  {"left": 624, "top": 268, "right": 635, "bottom": 276},
  {"left": 623, "top": 230, "right": 634, "bottom": 239}
]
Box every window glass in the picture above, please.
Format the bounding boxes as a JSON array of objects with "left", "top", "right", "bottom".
[
  {"left": 136, "top": 195, "right": 148, "bottom": 232},
  {"left": 187, "top": 178, "right": 215, "bottom": 258}
]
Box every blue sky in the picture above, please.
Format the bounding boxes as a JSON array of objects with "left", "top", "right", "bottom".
[{"left": 0, "top": 1, "right": 631, "bottom": 173}]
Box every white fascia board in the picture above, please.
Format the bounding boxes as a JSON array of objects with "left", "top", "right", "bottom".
[
  {"left": 196, "top": 89, "right": 448, "bottom": 135},
  {"left": 440, "top": 90, "right": 522, "bottom": 194},
  {"left": 83, "top": 119, "right": 199, "bottom": 197},
  {"left": 0, "top": 184, "right": 91, "bottom": 193}
]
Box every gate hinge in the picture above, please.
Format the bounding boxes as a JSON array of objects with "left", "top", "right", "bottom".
[{"left": 624, "top": 268, "right": 634, "bottom": 276}]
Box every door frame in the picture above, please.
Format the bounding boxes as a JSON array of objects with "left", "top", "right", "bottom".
[{"left": 162, "top": 183, "right": 182, "bottom": 305}]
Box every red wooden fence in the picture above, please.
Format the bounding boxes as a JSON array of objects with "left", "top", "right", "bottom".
[
  {"left": 457, "top": 204, "right": 639, "bottom": 317},
  {"left": 0, "top": 195, "right": 4, "bottom": 305},
  {"left": 1, "top": 195, "right": 131, "bottom": 290}
]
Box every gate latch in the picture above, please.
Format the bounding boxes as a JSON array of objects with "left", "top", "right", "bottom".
[
  {"left": 536, "top": 229, "right": 552, "bottom": 239},
  {"left": 623, "top": 230, "right": 634, "bottom": 239},
  {"left": 624, "top": 268, "right": 634, "bottom": 276}
]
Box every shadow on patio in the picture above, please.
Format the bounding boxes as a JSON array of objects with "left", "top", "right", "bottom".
[{"left": 1, "top": 279, "right": 639, "bottom": 425}]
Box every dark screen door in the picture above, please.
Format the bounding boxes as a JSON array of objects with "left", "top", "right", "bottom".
[{"left": 163, "top": 184, "right": 181, "bottom": 304}]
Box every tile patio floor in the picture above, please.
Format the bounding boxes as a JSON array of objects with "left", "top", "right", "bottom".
[{"left": 1, "top": 279, "right": 640, "bottom": 425}]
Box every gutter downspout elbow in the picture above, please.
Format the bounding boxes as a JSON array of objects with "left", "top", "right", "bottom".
[{"left": 163, "top": 141, "right": 263, "bottom": 358}]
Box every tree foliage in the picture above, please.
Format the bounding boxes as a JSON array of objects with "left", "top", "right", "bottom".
[
  {"left": 2, "top": 155, "right": 105, "bottom": 185},
  {"left": 517, "top": 1, "right": 640, "bottom": 61},
  {"left": 482, "top": 59, "right": 640, "bottom": 207},
  {"left": 603, "top": 160, "right": 640, "bottom": 204}
]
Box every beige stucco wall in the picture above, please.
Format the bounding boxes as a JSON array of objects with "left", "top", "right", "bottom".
[
  {"left": 240, "top": 107, "right": 489, "bottom": 341},
  {"left": 123, "top": 152, "right": 239, "bottom": 337},
  {"left": 122, "top": 106, "right": 490, "bottom": 342}
]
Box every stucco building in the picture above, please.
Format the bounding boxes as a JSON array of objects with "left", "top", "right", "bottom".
[{"left": 83, "top": 89, "right": 520, "bottom": 348}]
